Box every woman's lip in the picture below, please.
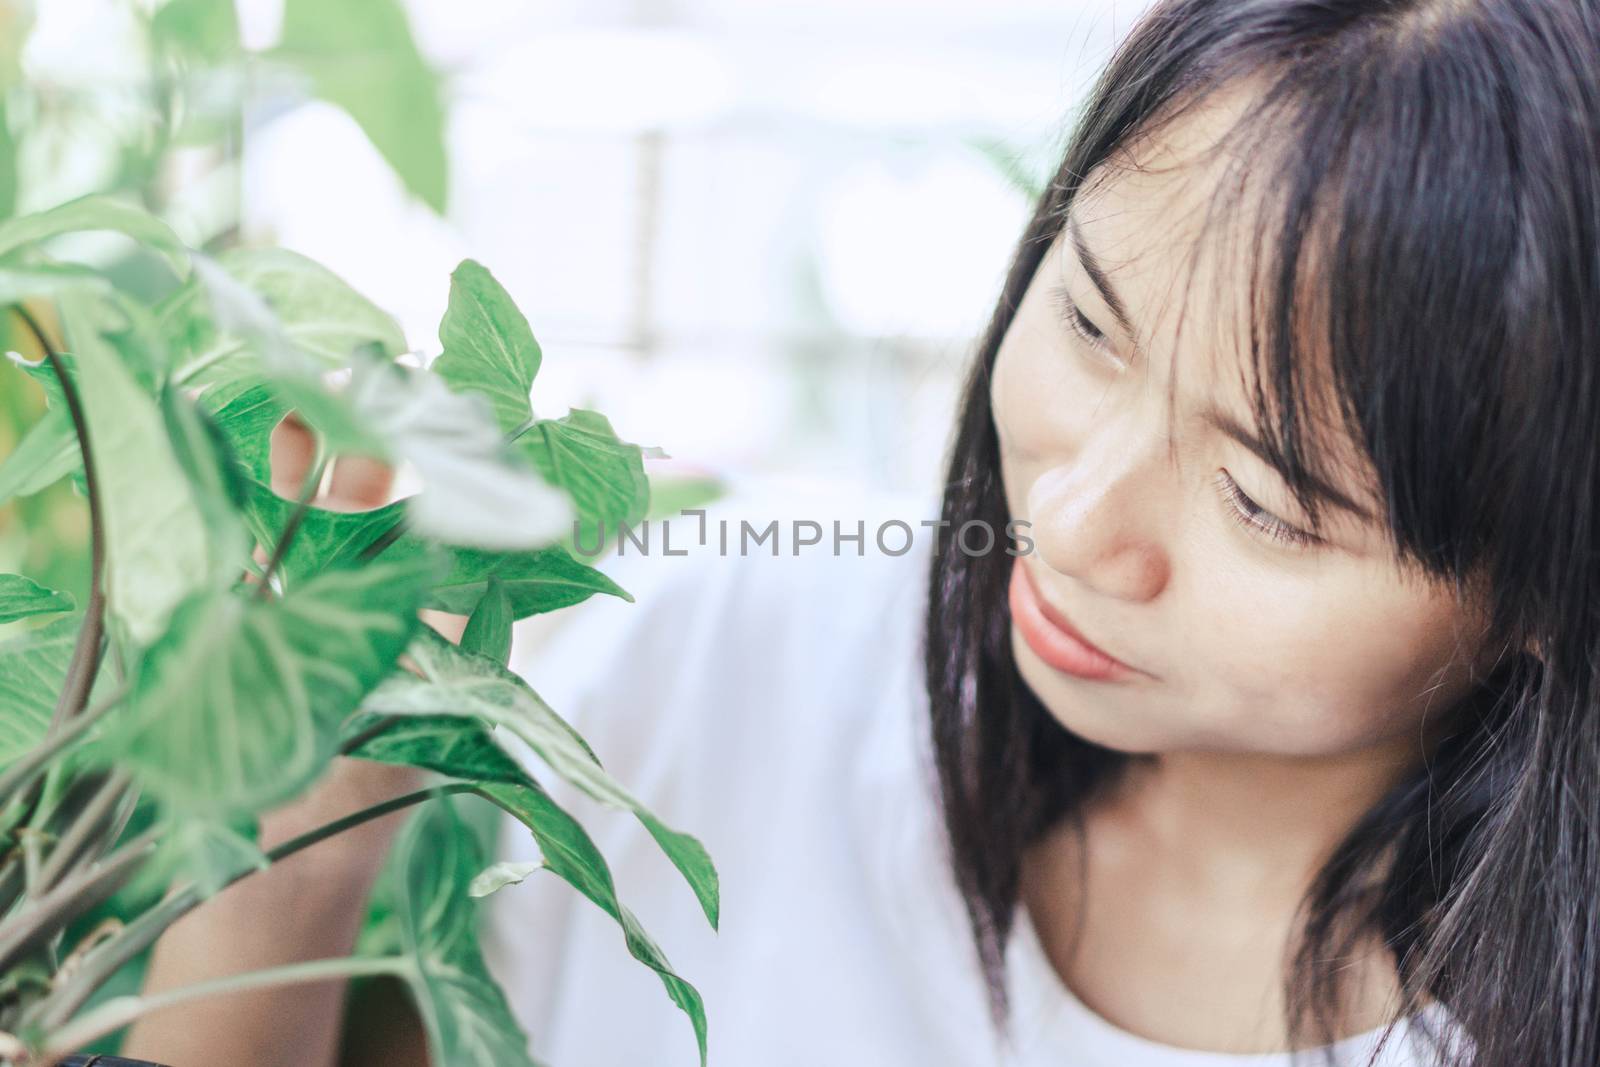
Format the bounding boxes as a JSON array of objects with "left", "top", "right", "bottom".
[{"left": 1008, "top": 559, "right": 1142, "bottom": 682}]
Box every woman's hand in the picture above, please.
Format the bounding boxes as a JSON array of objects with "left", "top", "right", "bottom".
[{"left": 120, "top": 414, "right": 456, "bottom": 1067}]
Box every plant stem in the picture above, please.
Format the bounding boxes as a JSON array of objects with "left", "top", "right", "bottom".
[
  {"left": 26, "top": 783, "right": 468, "bottom": 1031},
  {"left": 257, "top": 442, "right": 329, "bottom": 597},
  {"left": 355, "top": 515, "right": 410, "bottom": 562},
  {"left": 264, "top": 782, "right": 474, "bottom": 863},
  {"left": 0, "top": 683, "right": 128, "bottom": 812},
  {"left": 34, "top": 770, "right": 133, "bottom": 895},
  {"left": 335, "top": 714, "right": 399, "bottom": 756},
  {"left": 11, "top": 306, "right": 108, "bottom": 731},
  {"left": 0, "top": 829, "right": 158, "bottom": 976},
  {"left": 40, "top": 954, "right": 410, "bottom": 1059}
]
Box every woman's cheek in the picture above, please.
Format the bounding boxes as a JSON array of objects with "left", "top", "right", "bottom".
[
  {"left": 992, "top": 302, "right": 1104, "bottom": 452},
  {"left": 1197, "top": 581, "right": 1472, "bottom": 754}
]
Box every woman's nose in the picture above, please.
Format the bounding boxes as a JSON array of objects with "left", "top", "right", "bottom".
[{"left": 1027, "top": 438, "right": 1172, "bottom": 604}]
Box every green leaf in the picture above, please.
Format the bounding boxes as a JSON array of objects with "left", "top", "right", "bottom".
[
  {"left": 644, "top": 469, "right": 727, "bottom": 522},
  {"left": 0, "top": 614, "right": 77, "bottom": 769},
  {"left": 183, "top": 256, "right": 387, "bottom": 453},
  {"left": 275, "top": 0, "right": 448, "bottom": 213},
  {"left": 363, "top": 630, "right": 719, "bottom": 930},
  {"left": 344, "top": 714, "right": 529, "bottom": 786},
  {"left": 363, "top": 628, "right": 599, "bottom": 767},
  {"left": 7, "top": 348, "right": 72, "bottom": 413},
  {"left": 393, "top": 537, "right": 633, "bottom": 618},
  {"left": 0, "top": 100, "right": 14, "bottom": 221},
  {"left": 243, "top": 477, "right": 406, "bottom": 587},
  {"left": 110, "top": 556, "right": 433, "bottom": 816},
  {"left": 393, "top": 798, "right": 539, "bottom": 1067},
  {"left": 155, "top": 817, "right": 267, "bottom": 900},
  {"left": 243, "top": 479, "right": 623, "bottom": 613},
  {"left": 0, "top": 410, "right": 78, "bottom": 504},
  {"left": 167, "top": 247, "right": 406, "bottom": 390},
  {"left": 0, "top": 350, "right": 87, "bottom": 504},
  {"left": 0, "top": 194, "right": 189, "bottom": 277},
  {"left": 433, "top": 260, "right": 540, "bottom": 435},
  {"left": 150, "top": 0, "right": 241, "bottom": 65},
  {"left": 344, "top": 355, "right": 571, "bottom": 549},
  {"left": 481, "top": 781, "right": 709, "bottom": 1067},
  {"left": 62, "top": 290, "right": 212, "bottom": 646},
  {"left": 0, "top": 262, "right": 113, "bottom": 305},
  {"left": 162, "top": 388, "right": 254, "bottom": 580},
  {"left": 174, "top": 255, "right": 567, "bottom": 549},
  {"left": 458, "top": 576, "right": 512, "bottom": 666},
  {"left": 349, "top": 716, "right": 709, "bottom": 1064},
  {"left": 0, "top": 574, "right": 74, "bottom": 623},
  {"left": 198, "top": 381, "right": 291, "bottom": 484},
  {"left": 518, "top": 409, "right": 651, "bottom": 549},
  {"left": 467, "top": 861, "right": 541, "bottom": 898}
]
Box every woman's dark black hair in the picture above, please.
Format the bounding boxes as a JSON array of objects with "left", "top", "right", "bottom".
[{"left": 923, "top": 2, "right": 1600, "bottom": 1065}]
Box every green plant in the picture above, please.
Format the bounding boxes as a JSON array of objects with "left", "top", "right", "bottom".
[
  {"left": 0, "top": 195, "right": 716, "bottom": 1066},
  {"left": 0, "top": 0, "right": 457, "bottom": 633}
]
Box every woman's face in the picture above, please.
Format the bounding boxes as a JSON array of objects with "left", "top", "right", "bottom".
[{"left": 990, "top": 95, "right": 1500, "bottom": 761}]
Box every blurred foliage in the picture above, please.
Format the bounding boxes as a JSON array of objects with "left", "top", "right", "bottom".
[
  {"left": 0, "top": 3, "right": 722, "bottom": 1064},
  {"left": 0, "top": 0, "right": 453, "bottom": 641},
  {"left": 0, "top": 194, "right": 711, "bottom": 1067}
]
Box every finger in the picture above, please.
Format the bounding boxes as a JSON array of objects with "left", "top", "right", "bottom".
[
  {"left": 268, "top": 414, "right": 321, "bottom": 498},
  {"left": 324, "top": 454, "right": 395, "bottom": 511},
  {"left": 420, "top": 608, "right": 469, "bottom": 647},
  {"left": 242, "top": 541, "right": 270, "bottom": 587}
]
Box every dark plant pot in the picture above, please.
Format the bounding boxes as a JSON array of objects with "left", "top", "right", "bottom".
[{"left": 59, "top": 1057, "right": 170, "bottom": 1066}]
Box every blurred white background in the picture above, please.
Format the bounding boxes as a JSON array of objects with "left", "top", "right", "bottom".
[{"left": 21, "top": 0, "right": 1155, "bottom": 500}]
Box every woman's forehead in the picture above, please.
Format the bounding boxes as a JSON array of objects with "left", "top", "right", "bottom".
[{"left": 1062, "top": 168, "right": 1265, "bottom": 416}]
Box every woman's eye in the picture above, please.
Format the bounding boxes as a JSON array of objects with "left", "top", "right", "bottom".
[
  {"left": 1051, "top": 284, "right": 1118, "bottom": 362},
  {"left": 1213, "top": 469, "right": 1318, "bottom": 548}
]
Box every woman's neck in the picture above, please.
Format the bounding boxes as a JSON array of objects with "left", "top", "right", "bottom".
[
  {"left": 1113, "top": 740, "right": 1420, "bottom": 884},
  {"left": 1020, "top": 738, "right": 1421, "bottom": 1053}
]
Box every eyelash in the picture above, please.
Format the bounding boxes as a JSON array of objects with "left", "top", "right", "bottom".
[
  {"left": 1213, "top": 469, "right": 1317, "bottom": 548},
  {"left": 1051, "top": 284, "right": 1114, "bottom": 355},
  {"left": 1049, "top": 282, "right": 1315, "bottom": 550}
]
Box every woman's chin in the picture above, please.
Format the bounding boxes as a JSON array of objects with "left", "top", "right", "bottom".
[{"left": 1011, "top": 628, "right": 1168, "bottom": 755}]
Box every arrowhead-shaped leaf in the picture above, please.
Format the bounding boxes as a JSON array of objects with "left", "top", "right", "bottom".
[
  {"left": 0, "top": 351, "right": 86, "bottom": 504},
  {"left": 343, "top": 356, "right": 571, "bottom": 549},
  {"left": 0, "top": 574, "right": 74, "bottom": 624},
  {"left": 242, "top": 477, "right": 407, "bottom": 588},
  {"left": 110, "top": 555, "right": 433, "bottom": 816},
  {"left": 198, "top": 381, "right": 292, "bottom": 484},
  {"left": 517, "top": 409, "right": 650, "bottom": 550},
  {"left": 344, "top": 713, "right": 529, "bottom": 785},
  {"left": 467, "top": 861, "right": 542, "bottom": 898},
  {"left": 482, "top": 780, "right": 709, "bottom": 1067},
  {"left": 348, "top": 715, "right": 709, "bottom": 1067},
  {"left": 166, "top": 247, "right": 406, "bottom": 390},
  {"left": 0, "top": 614, "right": 78, "bottom": 770},
  {"left": 361, "top": 630, "right": 719, "bottom": 930},
  {"left": 393, "top": 798, "right": 539, "bottom": 1067},
  {"left": 63, "top": 290, "right": 212, "bottom": 646},
  {"left": 0, "top": 409, "right": 77, "bottom": 505},
  {"left": 0, "top": 195, "right": 189, "bottom": 277},
  {"left": 411, "top": 539, "right": 633, "bottom": 618},
  {"left": 275, "top": 0, "right": 447, "bottom": 213},
  {"left": 433, "top": 260, "right": 541, "bottom": 436},
  {"left": 459, "top": 576, "right": 513, "bottom": 666}
]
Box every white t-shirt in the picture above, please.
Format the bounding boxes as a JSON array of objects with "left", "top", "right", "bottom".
[{"left": 481, "top": 480, "right": 1452, "bottom": 1067}]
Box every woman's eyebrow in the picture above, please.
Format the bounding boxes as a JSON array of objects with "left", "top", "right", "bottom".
[
  {"left": 1201, "top": 404, "right": 1377, "bottom": 523},
  {"left": 1066, "top": 209, "right": 1138, "bottom": 344}
]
